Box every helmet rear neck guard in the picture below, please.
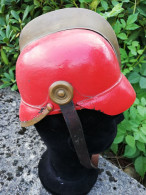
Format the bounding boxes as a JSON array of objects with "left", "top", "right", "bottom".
[{"left": 19, "top": 8, "right": 121, "bottom": 65}]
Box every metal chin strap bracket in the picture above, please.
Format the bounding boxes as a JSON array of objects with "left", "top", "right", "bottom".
[{"left": 49, "top": 81, "right": 97, "bottom": 169}]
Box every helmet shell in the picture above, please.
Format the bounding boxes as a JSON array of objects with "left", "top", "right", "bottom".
[{"left": 16, "top": 29, "right": 136, "bottom": 124}]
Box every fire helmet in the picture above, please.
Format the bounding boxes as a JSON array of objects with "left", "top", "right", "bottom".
[{"left": 16, "top": 8, "right": 136, "bottom": 128}]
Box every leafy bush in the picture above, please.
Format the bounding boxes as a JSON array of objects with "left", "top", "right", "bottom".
[
  {"left": 111, "top": 97, "right": 146, "bottom": 178},
  {"left": 0, "top": 0, "right": 145, "bottom": 178}
]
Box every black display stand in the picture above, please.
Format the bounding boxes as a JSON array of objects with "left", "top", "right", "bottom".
[{"left": 35, "top": 109, "right": 123, "bottom": 195}]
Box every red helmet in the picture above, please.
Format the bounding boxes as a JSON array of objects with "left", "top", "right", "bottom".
[{"left": 16, "top": 8, "right": 136, "bottom": 127}]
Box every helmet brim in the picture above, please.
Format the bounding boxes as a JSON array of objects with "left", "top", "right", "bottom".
[
  {"left": 19, "top": 74, "right": 136, "bottom": 127},
  {"left": 19, "top": 102, "right": 53, "bottom": 127},
  {"left": 77, "top": 74, "right": 136, "bottom": 115}
]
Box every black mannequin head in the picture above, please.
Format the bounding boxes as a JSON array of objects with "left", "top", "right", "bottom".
[{"left": 34, "top": 109, "right": 124, "bottom": 195}]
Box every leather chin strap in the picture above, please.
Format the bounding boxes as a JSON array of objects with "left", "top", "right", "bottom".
[{"left": 60, "top": 101, "right": 97, "bottom": 169}]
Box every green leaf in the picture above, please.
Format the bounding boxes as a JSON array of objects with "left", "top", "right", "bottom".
[
  {"left": 136, "top": 141, "right": 145, "bottom": 153},
  {"left": 134, "top": 156, "right": 146, "bottom": 178},
  {"left": 6, "top": 25, "right": 10, "bottom": 38},
  {"left": 128, "top": 120, "right": 138, "bottom": 130},
  {"left": 129, "top": 106, "right": 137, "bottom": 119},
  {"left": 139, "top": 77, "right": 146, "bottom": 89},
  {"left": 9, "top": 70, "right": 15, "bottom": 80},
  {"left": 139, "top": 19, "right": 146, "bottom": 27},
  {"left": 127, "top": 14, "right": 138, "bottom": 25},
  {"left": 79, "top": 0, "right": 92, "bottom": 3},
  {"left": 1, "top": 49, "right": 9, "bottom": 65},
  {"left": 0, "top": 30, "right": 5, "bottom": 38},
  {"left": 132, "top": 41, "right": 139, "bottom": 47},
  {"left": 128, "top": 46, "right": 137, "bottom": 55},
  {"left": 1, "top": 78, "right": 10, "bottom": 83},
  {"left": 9, "top": 19, "right": 18, "bottom": 24},
  {"left": 138, "top": 49, "right": 144, "bottom": 55},
  {"left": 128, "top": 72, "right": 140, "bottom": 84},
  {"left": 129, "top": 149, "right": 140, "bottom": 159},
  {"left": 129, "top": 59, "right": 137, "bottom": 63},
  {"left": 43, "top": 6, "right": 52, "bottom": 11},
  {"left": 110, "top": 143, "right": 118, "bottom": 154},
  {"left": 120, "top": 48, "right": 128, "bottom": 59},
  {"left": 101, "top": 0, "right": 108, "bottom": 11},
  {"left": 134, "top": 98, "right": 140, "bottom": 105},
  {"left": 124, "top": 145, "right": 136, "bottom": 157},
  {"left": 141, "top": 97, "right": 146, "bottom": 106},
  {"left": 118, "top": 126, "right": 126, "bottom": 135},
  {"left": 34, "top": 0, "right": 41, "bottom": 7},
  {"left": 137, "top": 6, "right": 146, "bottom": 17},
  {"left": 80, "top": 2, "right": 85, "bottom": 8},
  {"left": 140, "top": 125, "right": 146, "bottom": 135},
  {"left": 11, "top": 84, "right": 17, "bottom": 91},
  {"left": 113, "top": 135, "right": 124, "bottom": 144},
  {"left": 90, "top": 0, "right": 100, "bottom": 10},
  {"left": 11, "top": 10, "right": 20, "bottom": 21},
  {"left": 0, "top": 16, "right": 5, "bottom": 25},
  {"left": 0, "top": 2, "right": 5, "bottom": 13},
  {"left": 122, "top": 120, "right": 134, "bottom": 130},
  {"left": 120, "top": 19, "right": 126, "bottom": 28},
  {"left": 126, "top": 24, "right": 140, "bottom": 30},
  {"left": 5, "top": 14, "right": 9, "bottom": 24},
  {"left": 4, "top": 73, "right": 11, "bottom": 80},
  {"left": 10, "top": 34, "right": 16, "bottom": 42},
  {"left": 125, "top": 135, "right": 135, "bottom": 148},
  {"left": 107, "top": 3, "right": 124, "bottom": 18},
  {"left": 22, "top": 6, "right": 30, "bottom": 21},
  {"left": 118, "top": 33, "right": 127, "bottom": 40},
  {"left": 8, "top": 30, "right": 14, "bottom": 39},
  {"left": 137, "top": 105, "right": 146, "bottom": 117},
  {"left": 113, "top": 20, "right": 121, "bottom": 35},
  {"left": 134, "top": 132, "right": 140, "bottom": 140},
  {"left": 0, "top": 83, "right": 11, "bottom": 89},
  {"left": 139, "top": 132, "right": 146, "bottom": 143},
  {"left": 112, "top": 0, "right": 119, "bottom": 6},
  {"left": 123, "top": 110, "right": 129, "bottom": 119}
]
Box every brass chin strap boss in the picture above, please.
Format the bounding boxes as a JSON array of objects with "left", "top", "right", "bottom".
[{"left": 49, "top": 81, "right": 97, "bottom": 169}]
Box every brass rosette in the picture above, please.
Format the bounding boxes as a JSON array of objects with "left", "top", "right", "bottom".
[{"left": 49, "top": 81, "right": 73, "bottom": 105}]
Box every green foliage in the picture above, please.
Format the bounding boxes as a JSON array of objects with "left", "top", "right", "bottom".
[
  {"left": 0, "top": 0, "right": 145, "bottom": 179},
  {"left": 0, "top": 69, "right": 17, "bottom": 91},
  {"left": 135, "top": 156, "right": 146, "bottom": 178},
  {"left": 0, "top": 0, "right": 145, "bottom": 90},
  {"left": 128, "top": 64, "right": 146, "bottom": 89},
  {"left": 111, "top": 97, "right": 146, "bottom": 178}
]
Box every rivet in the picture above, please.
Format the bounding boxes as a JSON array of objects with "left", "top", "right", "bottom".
[
  {"left": 57, "top": 89, "right": 65, "bottom": 97},
  {"left": 47, "top": 103, "right": 53, "bottom": 111}
]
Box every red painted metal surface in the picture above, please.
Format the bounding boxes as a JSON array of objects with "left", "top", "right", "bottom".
[{"left": 16, "top": 29, "right": 136, "bottom": 122}]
